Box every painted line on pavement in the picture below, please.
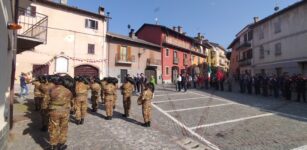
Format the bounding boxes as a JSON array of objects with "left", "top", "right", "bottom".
[
  {"left": 153, "top": 96, "right": 210, "bottom": 104},
  {"left": 189, "top": 91, "right": 231, "bottom": 103},
  {"left": 165, "top": 103, "right": 236, "bottom": 113},
  {"left": 190, "top": 113, "right": 274, "bottom": 130},
  {"left": 291, "top": 145, "right": 307, "bottom": 150},
  {"left": 152, "top": 103, "right": 220, "bottom": 150},
  {"left": 155, "top": 92, "right": 195, "bottom": 97}
]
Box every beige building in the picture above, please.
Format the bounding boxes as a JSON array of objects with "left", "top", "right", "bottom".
[
  {"left": 107, "top": 31, "right": 162, "bottom": 84},
  {"left": 16, "top": 0, "right": 108, "bottom": 79},
  {"left": 253, "top": 1, "right": 307, "bottom": 76},
  {"left": 209, "top": 42, "right": 230, "bottom": 71}
]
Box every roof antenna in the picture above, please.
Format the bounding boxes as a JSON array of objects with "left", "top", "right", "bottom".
[
  {"left": 274, "top": 0, "right": 280, "bottom": 12},
  {"left": 155, "top": 18, "right": 158, "bottom": 25}
]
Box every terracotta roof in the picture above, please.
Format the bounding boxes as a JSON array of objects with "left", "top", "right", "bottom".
[
  {"left": 35, "top": 0, "right": 107, "bottom": 20},
  {"left": 209, "top": 42, "right": 226, "bottom": 51},
  {"left": 252, "top": 0, "right": 307, "bottom": 27},
  {"left": 107, "top": 32, "right": 161, "bottom": 49},
  {"left": 135, "top": 23, "right": 196, "bottom": 42},
  {"left": 227, "top": 37, "right": 239, "bottom": 49}
]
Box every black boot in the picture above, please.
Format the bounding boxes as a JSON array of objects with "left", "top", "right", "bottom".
[
  {"left": 76, "top": 120, "right": 81, "bottom": 125},
  {"left": 58, "top": 143, "right": 67, "bottom": 150},
  {"left": 105, "top": 116, "right": 111, "bottom": 120},
  {"left": 70, "top": 110, "right": 75, "bottom": 115},
  {"left": 48, "top": 145, "right": 58, "bottom": 150},
  {"left": 148, "top": 121, "right": 151, "bottom": 127},
  {"left": 80, "top": 118, "right": 84, "bottom": 124},
  {"left": 143, "top": 122, "right": 148, "bottom": 127},
  {"left": 92, "top": 108, "right": 97, "bottom": 112},
  {"left": 122, "top": 114, "right": 127, "bottom": 117}
]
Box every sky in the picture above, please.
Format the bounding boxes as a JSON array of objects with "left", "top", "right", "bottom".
[{"left": 68, "top": 0, "right": 301, "bottom": 49}]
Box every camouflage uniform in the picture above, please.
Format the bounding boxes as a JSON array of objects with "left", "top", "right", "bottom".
[
  {"left": 113, "top": 83, "right": 118, "bottom": 109},
  {"left": 137, "top": 88, "right": 153, "bottom": 126},
  {"left": 75, "top": 82, "right": 89, "bottom": 121},
  {"left": 100, "top": 80, "right": 107, "bottom": 104},
  {"left": 39, "top": 82, "right": 55, "bottom": 130},
  {"left": 104, "top": 83, "right": 116, "bottom": 118},
  {"left": 90, "top": 82, "right": 101, "bottom": 111},
  {"left": 32, "top": 80, "right": 43, "bottom": 111},
  {"left": 121, "top": 82, "right": 134, "bottom": 116},
  {"left": 48, "top": 85, "right": 72, "bottom": 147}
]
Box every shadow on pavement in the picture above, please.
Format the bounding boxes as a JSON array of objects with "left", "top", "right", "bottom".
[{"left": 22, "top": 98, "right": 49, "bottom": 149}]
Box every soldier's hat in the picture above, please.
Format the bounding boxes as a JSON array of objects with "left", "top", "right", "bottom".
[
  {"left": 107, "top": 77, "right": 118, "bottom": 85},
  {"left": 80, "top": 76, "right": 90, "bottom": 84},
  {"left": 146, "top": 82, "right": 155, "bottom": 92},
  {"left": 126, "top": 77, "right": 135, "bottom": 84}
]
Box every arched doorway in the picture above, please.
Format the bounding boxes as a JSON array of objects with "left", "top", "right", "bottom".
[
  {"left": 172, "top": 66, "right": 179, "bottom": 83},
  {"left": 145, "top": 67, "right": 157, "bottom": 84},
  {"left": 74, "top": 65, "right": 99, "bottom": 78}
]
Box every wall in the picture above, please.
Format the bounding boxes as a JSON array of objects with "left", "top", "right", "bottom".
[
  {"left": 16, "top": 2, "right": 107, "bottom": 79},
  {"left": 229, "top": 42, "right": 240, "bottom": 76},
  {"left": 107, "top": 40, "right": 162, "bottom": 85},
  {"left": 253, "top": 2, "right": 307, "bottom": 75},
  {"left": 0, "top": 0, "right": 15, "bottom": 149},
  {"left": 136, "top": 26, "right": 162, "bottom": 45}
]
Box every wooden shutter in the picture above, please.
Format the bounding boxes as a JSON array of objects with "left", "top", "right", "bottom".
[
  {"left": 95, "top": 21, "right": 98, "bottom": 30},
  {"left": 117, "top": 45, "right": 121, "bottom": 60},
  {"left": 127, "top": 46, "right": 132, "bottom": 61},
  {"left": 85, "top": 19, "right": 88, "bottom": 28}
]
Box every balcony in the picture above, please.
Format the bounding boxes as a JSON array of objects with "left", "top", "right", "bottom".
[
  {"left": 115, "top": 55, "right": 135, "bottom": 65},
  {"left": 173, "top": 57, "right": 179, "bottom": 64},
  {"left": 183, "top": 58, "right": 189, "bottom": 66},
  {"left": 147, "top": 58, "right": 161, "bottom": 66},
  {"left": 237, "top": 41, "right": 251, "bottom": 50},
  {"left": 238, "top": 58, "right": 252, "bottom": 67},
  {"left": 17, "top": 8, "right": 48, "bottom": 53}
]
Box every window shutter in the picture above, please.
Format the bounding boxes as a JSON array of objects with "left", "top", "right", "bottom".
[
  {"left": 95, "top": 21, "right": 98, "bottom": 30},
  {"left": 127, "top": 46, "right": 132, "bottom": 61},
  {"left": 117, "top": 45, "right": 121, "bottom": 60},
  {"left": 85, "top": 19, "right": 88, "bottom": 28}
]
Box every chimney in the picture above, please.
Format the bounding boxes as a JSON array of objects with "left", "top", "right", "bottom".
[
  {"left": 197, "top": 32, "right": 201, "bottom": 38},
  {"left": 178, "top": 26, "right": 183, "bottom": 33},
  {"left": 253, "top": 17, "right": 259, "bottom": 23},
  {"left": 60, "top": 0, "right": 67, "bottom": 5},
  {"left": 129, "top": 29, "right": 136, "bottom": 39},
  {"left": 98, "top": 6, "right": 105, "bottom": 15},
  {"left": 173, "top": 26, "right": 177, "bottom": 31}
]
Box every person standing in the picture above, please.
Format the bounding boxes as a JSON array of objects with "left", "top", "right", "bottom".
[
  {"left": 32, "top": 76, "right": 43, "bottom": 111},
  {"left": 100, "top": 78, "right": 108, "bottom": 105},
  {"left": 19, "top": 73, "right": 29, "bottom": 97},
  {"left": 90, "top": 77, "right": 101, "bottom": 112},
  {"left": 296, "top": 74, "right": 306, "bottom": 102},
  {"left": 254, "top": 75, "right": 261, "bottom": 95},
  {"left": 135, "top": 74, "right": 141, "bottom": 93},
  {"left": 104, "top": 77, "right": 117, "bottom": 120},
  {"left": 140, "top": 73, "right": 147, "bottom": 93},
  {"left": 39, "top": 75, "right": 55, "bottom": 132},
  {"left": 225, "top": 73, "right": 233, "bottom": 92},
  {"left": 75, "top": 76, "right": 90, "bottom": 125},
  {"left": 121, "top": 77, "right": 134, "bottom": 117},
  {"left": 137, "top": 83, "right": 154, "bottom": 127},
  {"left": 47, "top": 75, "right": 74, "bottom": 150},
  {"left": 176, "top": 74, "right": 182, "bottom": 92},
  {"left": 181, "top": 74, "right": 187, "bottom": 92}
]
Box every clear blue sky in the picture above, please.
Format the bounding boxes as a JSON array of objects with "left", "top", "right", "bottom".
[{"left": 68, "top": 0, "right": 300, "bottom": 48}]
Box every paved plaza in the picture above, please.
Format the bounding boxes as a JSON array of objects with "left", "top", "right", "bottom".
[{"left": 8, "top": 85, "right": 307, "bottom": 150}]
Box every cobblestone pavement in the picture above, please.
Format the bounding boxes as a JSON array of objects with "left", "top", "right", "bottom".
[{"left": 9, "top": 84, "right": 307, "bottom": 150}]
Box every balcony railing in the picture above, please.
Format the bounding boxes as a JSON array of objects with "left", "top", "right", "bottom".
[
  {"left": 147, "top": 58, "right": 161, "bottom": 66},
  {"left": 173, "top": 57, "right": 179, "bottom": 64},
  {"left": 237, "top": 41, "right": 251, "bottom": 50},
  {"left": 115, "top": 55, "right": 135, "bottom": 64},
  {"left": 17, "top": 7, "right": 48, "bottom": 52},
  {"left": 238, "top": 58, "right": 252, "bottom": 67}
]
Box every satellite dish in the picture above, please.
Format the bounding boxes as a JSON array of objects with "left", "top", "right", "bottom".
[
  {"left": 274, "top": 6, "right": 279, "bottom": 11},
  {"left": 128, "top": 24, "right": 131, "bottom": 29}
]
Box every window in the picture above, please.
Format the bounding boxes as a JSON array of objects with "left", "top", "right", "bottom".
[
  {"left": 260, "top": 45, "right": 264, "bottom": 59},
  {"left": 174, "top": 51, "right": 178, "bottom": 58},
  {"left": 166, "top": 67, "right": 169, "bottom": 75},
  {"left": 166, "top": 48, "right": 169, "bottom": 56},
  {"left": 120, "top": 46, "right": 128, "bottom": 61},
  {"left": 248, "top": 31, "right": 253, "bottom": 41},
  {"left": 85, "top": 19, "right": 98, "bottom": 30},
  {"left": 22, "top": 6, "right": 36, "bottom": 17},
  {"left": 88, "top": 44, "right": 95, "bottom": 54},
  {"left": 259, "top": 26, "right": 264, "bottom": 40},
  {"left": 275, "top": 43, "right": 282, "bottom": 56},
  {"left": 55, "top": 57, "right": 68, "bottom": 73},
  {"left": 274, "top": 18, "right": 281, "bottom": 33},
  {"left": 244, "top": 34, "right": 248, "bottom": 42}
]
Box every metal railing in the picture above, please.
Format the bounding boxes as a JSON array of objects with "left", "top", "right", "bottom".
[
  {"left": 18, "top": 7, "right": 48, "bottom": 43},
  {"left": 147, "top": 58, "right": 161, "bottom": 66},
  {"left": 238, "top": 58, "right": 252, "bottom": 67}
]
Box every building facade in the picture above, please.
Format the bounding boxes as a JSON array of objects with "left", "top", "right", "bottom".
[
  {"left": 253, "top": 1, "right": 307, "bottom": 76},
  {"left": 16, "top": 0, "right": 108, "bottom": 80},
  {"left": 106, "top": 31, "right": 162, "bottom": 84},
  {"left": 209, "top": 42, "right": 230, "bottom": 72},
  {"left": 136, "top": 24, "right": 207, "bottom": 83},
  {"left": 228, "top": 38, "right": 240, "bottom": 77}
]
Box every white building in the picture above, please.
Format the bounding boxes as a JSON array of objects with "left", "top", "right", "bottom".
[
  {"left": 252, "top": 1, "right": 307, "bottom": 76},
  {"left": 16, "top": 0, "right": 108, "bottom": 79}
]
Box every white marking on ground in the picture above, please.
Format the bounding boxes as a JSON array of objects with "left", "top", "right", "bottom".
[
  {"left": 190, "top": 113, "right": 274, "bottom": 130},
  {"left": 153, "top": 97, "right": 210, "bottom": 104},
  {"left": 152, "top": 103, "right": 220, "bottom": 150},
  {"left": 155, "top": 92, "right": 195, "bottom": 97},
  {"left": 291, "top": 145, "right": 307, "bottom": 150},
  {"left": 165, "top": 103, "right": 236, "bottom": 113}
]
